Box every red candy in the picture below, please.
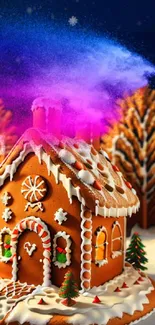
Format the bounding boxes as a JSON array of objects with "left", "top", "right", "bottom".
[
  {"left": 38, "top": 298, "right": 46, "bottom": 305},
  {"left": 74, "top": 161, "right": 84, "bottom": 170},
  {"left": 138, "top": 277, "right": 144, "bottom": 282},
  {"left": 112, "top": 165, "right": 119, "bottom": 172},
  {"left": 114, "top": 287, "right": 121, "bottom": 292},
  {"left": 92, "top": 295, "right": 101, "bottom": 303},
  {"left": 121, "top": 282, "right": 129, "bottom": 288},
  {"left": 124, "top": 180, "right": 132, "bottom": 189},
  {"left": 59, "top": 142, "right": 65, "bottom": 149},
  {"left": 134, "top": 280, "right": 140, "bottom": 285},
  {"left": 93, "top": 180, "right": 102, "bottom": 190},
  {"left": 73, "top": 143, "right": 79, "bottom": 149}
]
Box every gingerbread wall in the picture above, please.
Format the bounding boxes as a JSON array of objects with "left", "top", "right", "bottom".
[
  {"left": 0, "top": 153, "right": 82, "bottom": 287},
  {"left": 91, "top": 216, "right": 125, "bottom": 287}
]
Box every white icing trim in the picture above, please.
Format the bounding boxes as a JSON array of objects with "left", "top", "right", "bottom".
[
  {"left": 0, "top": 133, "right": 140, "bottom": 218},
  {"left": 11, "top": 216, "right": 51, "bottom": 286},
  {"left": 24, "top": 242, "right": 37, "bottom": 256},
  {"left": 95, "top": 226, "right": 108, "bottom": 267},
  {"left": 0, "top": 227, "right": 12, "bottom": 262},
  {"left": 24, "top": 202, "right": 44, "bottom": 212},
  {"left": 111, "top": 221, "right": 123, "bottom": 259},
  {"left": 52, "top": 231, "right": 71, "bottom": 268},
  {"left": 80, "top": 205, "right": 92, "bottom": 292}
]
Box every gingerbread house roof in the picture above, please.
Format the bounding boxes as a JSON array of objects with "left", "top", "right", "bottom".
[{"left": 0, "top": 128, "right": 140, "bottom": 217}]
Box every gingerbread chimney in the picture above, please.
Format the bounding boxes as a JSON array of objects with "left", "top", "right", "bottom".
[
  {"left": 31, "top": 98, "right": 62, "bottom": 138},
  {"left": 76, "top": 121, "right": 101, "bottom": 151}
]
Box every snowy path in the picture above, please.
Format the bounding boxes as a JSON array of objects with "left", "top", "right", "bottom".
[{"left": 127, "top": 224, "right": 155, "bottom": 324}]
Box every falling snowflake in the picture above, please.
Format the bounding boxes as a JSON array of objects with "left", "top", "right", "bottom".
[
  {"left": 68, "top": 16, "right": 78, "bottom": 26},
  {"left": 54, "top": 208, "right": 67, "bottom": 225},
  {"left": 26, "top": 7, "right": 33, "bottom": 15},
  {"left": 1, "top": 192, "right": 11, "bottom": 206},
  {"left": 2, "top": 208, "right": 13, "bottom": 222}
]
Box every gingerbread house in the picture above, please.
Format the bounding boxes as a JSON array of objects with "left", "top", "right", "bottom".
[{"left": 0, "top": 98, "right": 140, "bottom": 292}]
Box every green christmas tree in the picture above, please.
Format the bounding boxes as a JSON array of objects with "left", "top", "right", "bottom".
[
  {"left": 126, "top": 232, "right": 148, "bottom": 271},
  {"left": 59, "top": 270, "right": 79, "bottom": 306}
]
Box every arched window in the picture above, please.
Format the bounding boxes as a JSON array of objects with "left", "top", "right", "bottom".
[
  {"left": 0, "top": 227, "right": 12, "bottom": 262},
  {"left": 95, "top": 226, "right": 108, "bottom": 267},
  {"left": 53, "top": 231, "right": 72, "bottom": 268},
  {"left": 111, "top": 221, "right": 123, "bottom": 259}
]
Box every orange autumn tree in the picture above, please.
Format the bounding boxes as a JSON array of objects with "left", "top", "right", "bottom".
[
  {"left": 101, "top": 87, "right": 155, "bottom": 229},
  {"left": 0, "top": 98, "right": 18, "bottom": 163}
]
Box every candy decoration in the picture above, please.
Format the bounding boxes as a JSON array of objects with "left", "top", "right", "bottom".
[
  {"left": 73, "top": 143, "right": 79, "bottom": 149},
  {"left": 124, "top": 180, "right": 132, "bottom": 189},
  {"left": 121, "top": 282, "right": 129, "bottom": 289},
  {"left": 59, "top": 142, "right": 65, "bottom": 149},
  {"left": 37, "top": 298, "right": 47, "bottom": 305},
  {"left": 112, "top": 165, "right": 119, "bottom": 172},
  {"left": 138, "top": 277, "right": 144, "bottom": 282},
  {"left": 92, "top": 295, "right": 101, "bottom": 303},
  {"left": 134, "top": 280, "right": 140, "bottom": 285},
  {"left": 93, "top": 180, "right": 102, "bottom": 191},
  {"left": 74, "top": 161, "right": 85, "bottom": 170},
  {"left": 114, "top": 287, "right": 121, "bottom": 292},
  {"left": 56, "top": 247, "right": 66, "bottom": 254}
]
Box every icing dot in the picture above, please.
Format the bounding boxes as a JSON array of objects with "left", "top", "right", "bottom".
[
  {"left": 59, "top": 149, "right": 76, "bottom": 164},
  {"left": 78, "top": 170, "right": 95, "bottom": 185}
]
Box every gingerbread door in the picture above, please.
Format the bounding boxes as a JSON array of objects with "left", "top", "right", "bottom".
[{"left": 11, "top": 217, "right": 51, "bottom": 286}]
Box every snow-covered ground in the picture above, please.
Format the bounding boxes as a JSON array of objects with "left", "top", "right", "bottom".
[{"left": 127, "top": 224, "right": 155, "bottom": 324}]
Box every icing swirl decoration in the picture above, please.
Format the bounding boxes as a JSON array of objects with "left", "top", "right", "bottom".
[{"left": 21, "top": 175, "right": 47, "bottom": 203}]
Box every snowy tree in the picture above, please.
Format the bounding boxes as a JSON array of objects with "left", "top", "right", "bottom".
[
  {"left": 101, "top": 87, "right": 155, "bottom": 229},
  {"left": 0, "top": 98, "right": 17, "bottom": 163}
]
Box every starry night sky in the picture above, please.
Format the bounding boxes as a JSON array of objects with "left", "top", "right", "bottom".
[
  {"left": 0, "top": 0, "right": 155, "bottom": 131},
  {"left": 0, "top": 0, "right": 155, "bottom": 64}
]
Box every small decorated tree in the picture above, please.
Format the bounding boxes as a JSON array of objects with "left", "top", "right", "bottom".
[
  {"left": 126, "top": 232, "right": 148, "bottom": 271},
  {"left": 59, "top": 270, "right": 79, "bottom": 306}
]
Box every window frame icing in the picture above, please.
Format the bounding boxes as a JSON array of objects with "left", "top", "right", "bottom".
[
  {"left": 95, "top": 226, "right": 108, "bottom": 267},
  {"left": 111, "top": 221, "right": 123, "bottom": 259},
  {"left": 52, "top": 231, "right": 72, "bottom": 268},
  {"left": 52, "top": 231, "right": 72, "bottom": 269},
  {"left": 0, "top": 227, "right": 12, "bottom": 263}
]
